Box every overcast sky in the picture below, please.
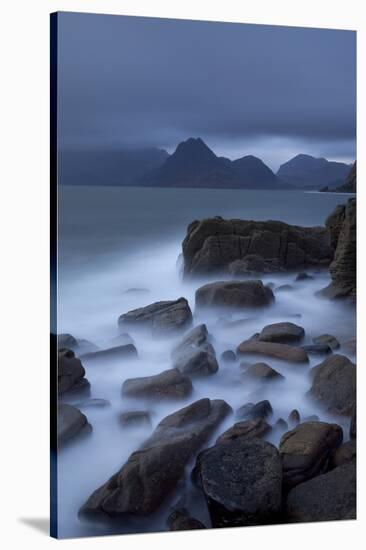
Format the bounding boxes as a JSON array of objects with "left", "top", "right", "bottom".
[{"left": 57, "top": 12, "right": 356, "bottom": 171}]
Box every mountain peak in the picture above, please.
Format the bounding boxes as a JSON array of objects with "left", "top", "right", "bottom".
[{"left": 173, "top": 137, "right": 217, "bottom": 160}]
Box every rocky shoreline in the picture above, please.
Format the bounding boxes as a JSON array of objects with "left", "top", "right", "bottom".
[{"left": 56, "top": 198, "right": 356, "bottom": 531}]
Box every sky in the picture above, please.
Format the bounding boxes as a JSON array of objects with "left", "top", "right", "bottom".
[{"left": 57, "top": 12, "right": 356, "bottom": 172}]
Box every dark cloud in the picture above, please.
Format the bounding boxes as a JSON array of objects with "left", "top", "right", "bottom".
[{"left": 57, "top": 12, "right": 356, "bottom": 169}]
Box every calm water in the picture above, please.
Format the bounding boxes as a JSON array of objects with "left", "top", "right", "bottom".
[{"left": 57, "top": 186, "right": 356, "bottom": 538}]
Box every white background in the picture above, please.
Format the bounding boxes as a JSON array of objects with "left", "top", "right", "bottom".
[{"left": 0, "top": 0, "right": 364, "bottom": 548}]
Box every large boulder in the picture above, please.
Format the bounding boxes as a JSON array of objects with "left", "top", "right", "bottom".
[
  {"left": 122, "top": 368, "right": 193, "bottom": 400},
  {"left": 237, "top": 340, "right": 308, "bottom": 364},
  {"left": 322, "top": 198, "right": 356, "bottom": 299},
  {"left": 308, "top": 354, "right": 356, "bottom": 416},
  {"left": 216, "top": 418, "right": 271, "bottom": 445},
  {"left": 241, "top": 362, "right": 284, "bottom": 382},
  {"left": 118, "top": 298, "right": 192, "bottom": 335},
  {"left": 182, "top": 217, "right": 333, "bottom": 277},
  {"left": 286, "top": 463, "right": 356, "bottom": 522},
  {"left": 171, "top": 324, "right": 218, "bottom": 377},
  {"left": 279, "top": 421, "right": 343, "bottom": 490},
  {"left": 58, "top": 348, "right": 90, "bottom": 397},
  {"left": 58, "top": 404, "right": 91, "bottom": 445},
  {"left": 196, "top": 437, "right": 282, "bottom": 527},
  {"left": 80, "top": 398, "right": 231, "bottom": 517},
  {"left": 195, "top": 280, "right": 274, "bottom": 309},
  {"left": 258, "top": 322, "right": 305, "bottom": 344}
]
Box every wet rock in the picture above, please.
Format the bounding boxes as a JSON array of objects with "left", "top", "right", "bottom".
[
  {"left": 75, "top": 398, "right": 110, "bottom": 409},
  {"left": 258, "top": 322, "right": 305, "bottom": 345},
  {"left": 295, "top": 272, "right": 314, "bottom": 281},
  {"left": 58, "top": 333, "right": 78, "bottom": 349},
  {"left": 275, "top": 284, "right": 295, "bottom": 292},
  {"left": 321, "top": 198, "right": 356, "bottom": 299},
  {"left": 228, "top": 255, "right": 284, "bottom": 276},
  {"left": 171, "top": 324, "right": 208, "bottom": 358},
  {"left": 80, "top": 343, "right": 138, "bottom": 362},
  {"left": 58, "top": 404, "right": 91, "bottom": 445},
  {"left": 58, "top": 348, "right": 90, "bottom": 397},
  {"left": 173, "top": 343, "right": 219, "bottom": 377},
  {"left": 302, "top": 344, "right": 332, "bottom": 355},
  {"left": 330, "top": 440, "right": 356, "bottom": 469},
  {"left": 196, "top": 437, "right": 282, "bottom": 527},
  {"left": 122, "top": 368, "right": 193, "bottom": 400},
  {"left": 286, "top": 463, "right": 356, "bottom": 522},
  {"left": 313, "top": 333, "right": 340, "bottom": 350},
  {"left": 350, "top": 403, "right": 356, "bottom": 439},
  {"left": 195, "top": 280, "right": 274, "bottom": 309},
  {"left": 220, "top": 350, "right": 236, "bottom": 362},
  {"left": 237, "top": 400, "right": 273, "bottom": 421},
  {"left": 80, "top": 398, "right": 231, "bottom": 517},
  {"left": 167, "top": 509, "right": 206, "bottom": 530},
  {"left": 288, "top": 409, "right": 300, "bottom": 427},
  {"left": 119, "top": 411, "right": 151, "bottom": 428},
  {"left": 309, "top": 354, "right": 356, "bottom": 416},
  {"left": 118, "top": 297, "right": 192, "bottom": 335},
  {"left": 279, "top": 421, "right": 343, "bottom": 490},
  {"left": 216, "top": 417, "right": 271, "bottom": 444},
  {"left": 237, "top": 340, "right": 309, "bottom": 364},
  {"left": 241, "top": 362, "right": 284, "bottom": 382},
  {"left": 275, "top": 418, "right": 288, "bottom": 431},
  {"left": 182, "top": 217, "right": 333, "bottom": 277}
]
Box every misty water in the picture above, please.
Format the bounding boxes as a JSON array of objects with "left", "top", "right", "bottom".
[{"left": 57, "top": 186, "right": 356, "bottom": 538}]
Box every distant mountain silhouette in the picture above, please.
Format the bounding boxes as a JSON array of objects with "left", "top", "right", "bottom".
[
  {"left": 59, "top": 147, "right": 169, "bottom": 186},
  {"left": 138, "top": 137, "right": 284, "bottom": 189},
  {"left": 277, "top": 154, "right": 352, "bottom": 189},
  {"left": 320, "top": 162, "right": 356, "bottom": 193}
]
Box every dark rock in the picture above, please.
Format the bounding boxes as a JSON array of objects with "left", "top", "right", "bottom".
[
  {"left": 122, "top": 368, "right": 193, "bottom": 400},
  {"left": 228, "top": 255, "right": 284, "bottom": 276},
  {"left": 119, "top": 411, "right": 151, "bottom": 428},
  {"left": 216, "top": 417, "right": 271, "bottom": 444},
  {"left": 196, "top": 437, "right": 282, "bottom": 527},
  {"left": 286, "top": 463, "right": 356, "bottom": 522},
  {"left": 195, "top": 280, "right": 274, "bottom": 309},
  {"left": 237, "top": 400, "right": 273, "bottom": 421},
  {"left": 118, "top": 297, "right": 192, "bottom": 335},
  {"left": 167, "top": 509, "right": 206, "bottom": 530},
  {"left": 171, "top": 324, "right": 208, "bottom": 358},
  {"left": 220, "top": 350, "right": 236, "bottom": 362},
  {"left": 58, "top": 349, "right": 90, "bottom": 397},
  {"left": 295, "top": 272, "right": 314, "bottom": 281},
  {"left": 57, "top": 333, "right": 78, "bottom": 349},
  {"left": 182, "top": 217, "right": 333, "bottom": 277},
  {"left": 80, "top": 398, "right": 231, "bottom": 517},
  {"left": 237, "top": 340, "right": 309, "bottom": 363},
  {"left": 275, "top": 284, "right": 295, "bottom": 292},
  {"left": 330, "top": 440, "right": 356, "bottom": 469},
  {"left": 288, "top": 409, "right": 300, "bottom": 427},
  {"left": 258, "top": 322, "right": 305, "bottom": 344},
  {"left": 173, "top": 343, "right": 219, "bottom": 377},
  {"left": 313, "top": 333, "right": 340, "bottom": 350},
  {"left": 302, "top": 344, "right": 332, "bottom": 355},
  {"left": 80, "top": 344, "right": 138, "bottom": 362},
  {"left": 350, "top": 403, "right": 356, "bottom": 439},
  {"left": 309, "top": 354, "right": 356, "bottom": 415},
  {"left": 279, "top": 421, "right": 343, "bottom": 490},
  {"left": 75, "top": 398, "right": 110, "bottom": 409},
  {"left": 321, "top": 199, "right": 356, "bottom": 299},
  {"left": 241, "top": 362, "right": 284, "bottom": 382},
  {"left": 275, "top": 418, "right": 288, "bottom": 431},
  {"left": 58, "top": 404, "right": 91, "bottom": 445}
]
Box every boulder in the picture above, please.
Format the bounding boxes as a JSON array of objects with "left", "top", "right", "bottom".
[
  {"left": 313, "top": 333, "right": 340, "bottom": 350},
  {"left": 237, "top": 400, "right": 273, "bottom": 421},
  {"left": 167, "top": 509, "right": 206, "bottom": 530},
  {"left": 171, "top": 324, "right": 208, "bottom": 358},
  {"left": 195, "top": 280, "right": 274, "bottom": 309},
  {"left": 237, "top": 340, "right": 309, "bottom": 364},
  {"left": 275, "top": 418, "right": 288, "bottom": 431},
  {"left": 308, "top": 354, "right": 356, "bottom": 415},
  {"left": 275, "top": 284, "right": 295, "bottom": 292},
  {"left": 119, "top": 411, "right": 152, "bottom": 428},
  {"left": 80, "top": 398, "right": 231, "bottom": 517},
  {"left": 80, "top": 344, "right": 138, "bottom": 362},
  {"left": 216, "top": 417, "right": 271, "bottom": 444},
  {"left": 122, "top": 368, "right": 193, "bottom": 400},
  {"left": 57, "top": 333, "right": 98, "bottom": 354},
  {"left": 58, "top": 348, "right": 90, "bottom": 397},
  {"left": 228, "top": 255, "right": 284, "bottom": 276},
  {"left": 118, "top": 297, "right": 192, "bottom": 335},
  {"left": 58, "top": 404, "right": 91, "bottom": 445},
  {"left": 302, "top": 344, "right": 332, "bottom": 355},
  {"left": 288, "top": 409, "right": 300, "bottom": 427},
  {"left": 196, "top": 437, "right": 282, "bottom": 527},
  {"left": 258, "top": 322, "right": 305, "bottom": 344},
  {"left": 173, "top": 343, "right": 219, "bottom": 377},
  {"left": 182, "top": 217, "right": 333, "bottom": 277},
  {"left": 279, "top": 421, "right": 343, "bottom": 490},
  {"left": 286, "top": 463, "right": 356, "bottom": 522},
  {"left": 220, "top": 350, "right": 236, "bottom": 362},
  {"left": 241, "top": 362, "right": 284, "bottom": 382},
  {"left": 322, "top": 199, "right": 356, "bottom": 299},
  {"left": 330, "top": 440, "right": 356, "bottom": 469}
]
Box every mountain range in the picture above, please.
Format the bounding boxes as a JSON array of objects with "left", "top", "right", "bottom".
[{"left": 59, "top": 137, "right": 354, "bottom": 191}]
